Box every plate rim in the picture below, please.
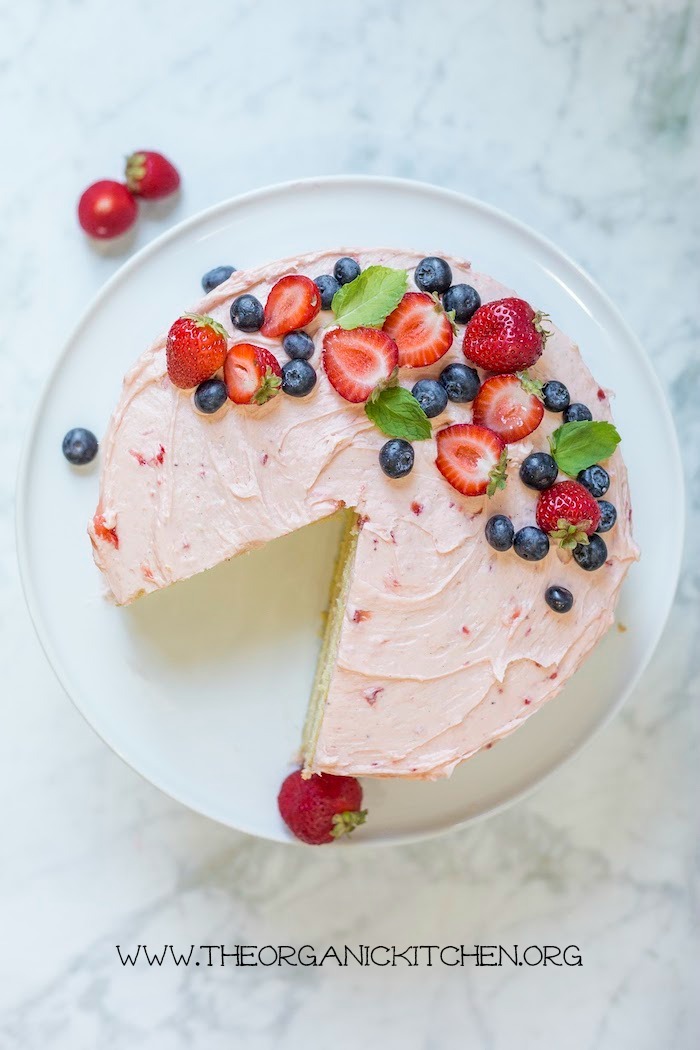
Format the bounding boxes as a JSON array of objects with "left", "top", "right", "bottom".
[{"left": 15, "top": 174, "right": 686, "bottom": 846}]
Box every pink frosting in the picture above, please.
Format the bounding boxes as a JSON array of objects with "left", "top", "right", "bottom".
[{"left": 90, "top": 248, "right": 638, "bottom": 779}]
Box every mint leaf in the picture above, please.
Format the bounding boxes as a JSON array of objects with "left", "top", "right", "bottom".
[
  {"left": 332, "top": 265, "right": 408, "bottom": 330},
  {"left": 365, "top": 386, "right": 432, "bottom": 441},
  {"left": 549, "top": 420, "right": 621, "bottom": 477}
]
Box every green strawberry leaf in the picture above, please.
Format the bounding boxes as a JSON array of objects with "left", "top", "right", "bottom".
[
  {"left": 332, "top": 265, "right": 408, "bottom": 330},
  {"left": 365, "top": 385, "right": 432, "bottom": 441},
  {"left": 549, "top": 420, "right": 621, "bottom": 477}
]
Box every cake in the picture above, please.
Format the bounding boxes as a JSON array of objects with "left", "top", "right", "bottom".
[{"left": 89, "top": 248, "right": 638, "bottom": 781}]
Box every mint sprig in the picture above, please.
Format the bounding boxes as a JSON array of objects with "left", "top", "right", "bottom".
[
  {"left": 332, "top": 265, "right": 408, "bottom": 330},
  {"left": 549, "top": 420, "right": 621, "bottom": 477},
  {"left": 365, "top": 385, "right": 432, "bottom": 441}
]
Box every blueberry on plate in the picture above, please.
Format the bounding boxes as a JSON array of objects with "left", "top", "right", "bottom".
[
  {"left": 577, "top": 464, "right": 610, "bottom": 498},
  {"left": 573, "top": 533, "right": 607, "bottom": 570},
  {"left": 379, "top": 438, "right": 414, "bottom": 479},
  {"left": 62, "top": 427, "right": 98, "bottom": 465},
  {"left": 230, "top": 293, "right": 264, "bottom": 332},
  {"left": 545, "top": 585, "right": 574, "bottom": 613},
  {"left": 333, "top": 257, "right": 361, "bottom": 286},
  {"left": 314, "top": 274, "right": 341, "bottom": 309},
  {"left": 519, "top": 452, "right": 558, "bottom": 491},
  {"left": 281, "top": 359, "right": 317, "bottom": 397},
  {"left": 542, "top": 380, "right": 570, "bottom": 413},
  {"left": 438, "top": 362, "right": 480, "bottom": 403},
  {"left": 283, "top": 330, "right": 315, "bottom": 360},
  {"left": 513, "top": 526, "right": 550, "bottom": 561},
  {"left": 411, "top": 378, "right": 448, "bottom": 418},
  {"left": 485, "top": 514, "right": 514, "bottom": 551},
  {"left": 201, "top": 265, "right": 236, "bottom": 293},
  {"left": 564, "top": 402, "right": 593, "bottom": 423},
  {"left": 441, "top": 283, "right": 481, "bottom": 324},
  {"left": 194, "top": 378, "right": 227, "bottom": 414},
  {"left": 596, "top": 500, "right": 617, "bottom": 533},
  {"left": 414, "top": 256, "right": 452, "bottom": 294}
]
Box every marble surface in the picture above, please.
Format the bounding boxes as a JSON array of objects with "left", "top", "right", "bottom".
[{"left": 1, "top": 0, "right": 698, "bottom": 1046}]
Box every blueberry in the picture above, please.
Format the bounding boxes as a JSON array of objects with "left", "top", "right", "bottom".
[
  {"left": 230, "top": 293, "right": 264, "bottom": 332},
  {"left": 201, "top": 265, "right": 236, "bottom": 293},
  {"left": 194, "top": 378, "right": 227, "bottom": 414},
  {"left": 441, "top": 283, "right": 481, "bottom": 324},
  {"left": 414, "top": 257, "right": 452, "bottom": 294},
  {"left": 62, "top": 427, "right": 98, "bottom": 465},
  {"left": 334, "top": 257, "right": 361, "bottom": 286},
  {"left": 411, "top": 378, "right": 448, "bottom": 418},
  {"left": 564, "top": 402, "right": 593, "bottom": 423},
  {"left": 573, "top": 533, "right": 608, "bottom": 571},
  {"left": 542, "top": 380, "right": 570, "bottom": 413},
  {"left": 513, "top": 526, "right": 550, "bottom": 561},
  {"left": 314, "top": 273, "right": 341, "bottom": 309},
  {"left": 577, "top": 464, "right": 610, "bottom": 498},
  {"left": 438, "top": 362, "right": 480, "bottom": 403},
  {"left": 281, "top": 359, "right": 317, "bottom": 397},
  {"left": 283, "top": 330, "right": 315, "bottom": 360},
  {"left": 545, "top": 585, "right": 574, "bottom": 613},
  {"left": 596, "top": 500, "right": 617, "bottom": 533},
  {"left": 485, "top": 515, "right": 515, "bottom": 552},
  {"left": 519, "top": 452, "right": 558, "bottom": 491},
  {"left": 379, "top": 438, "right": 414, "bottom": 479}
]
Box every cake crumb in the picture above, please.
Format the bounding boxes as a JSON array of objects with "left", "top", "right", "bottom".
[{"left": 617, "top": 622, "right": 628, "bottom": 633}]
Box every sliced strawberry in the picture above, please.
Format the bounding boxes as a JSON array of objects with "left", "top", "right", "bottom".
[
  {"left": 260, "top": 275, "right": 321, "bottom": 338},
  {"left": 224, "top": 344, "right": 282, "bottom": 405},
  {"left": 382, "top": 292, "right": 454, "bottom": 367},
  {"left": 322, "top": 327, "right": 398, "bottom": 403},
  {"left": 435, "top": 423, "right": 507, "bottom": 497},
  {"left": 472, "top": 374, "right": 544, "bottom": 443}
]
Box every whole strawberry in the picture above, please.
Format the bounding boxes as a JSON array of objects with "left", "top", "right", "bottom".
[
  {"left": 125, "top": 150, "right": 181, "bottom": 200},
  {"left": 536, "top": 480, "right": 601, "bottom": 548},
  {"left": 463, "top": 297, "right": 549, "bottom": 373},
  {"left": 278, "top": 769, "right": 366, "bottom": 845},
  {"left": 166, "top": 313, "right": 228, "bottom": 389},
  {"left": 77, "top": 180, "right": 138, "bottom": 239}
]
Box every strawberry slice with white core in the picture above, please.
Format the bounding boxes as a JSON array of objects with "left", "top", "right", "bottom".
[
  {"left": 383, "top": 292, "right": 454, "bottom": 367},
  {"left": 322, "top": 327, "right": 399, "bottom": 403},
  {"left": 224, "top": 344, "right": 282, "bottom": 405},
  {"left": 435, "top": 423, "right": 507, "bottom": 497},
  {"left": 472, "top": 373, "right": 544, "bottom": 443},
  {"left": 260, "top": 275, "right": 321, "bottom": 338}
]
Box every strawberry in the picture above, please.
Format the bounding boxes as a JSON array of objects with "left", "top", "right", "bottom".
[
  {"left": 382, "top": 292, "right": 454, "bottom": 367},
  {"left": 260, "top": 275, "right": 321, "bottom": 338},
  {"left": 277, "top": 769, "right": 366, "bottom": 845},
  {"left": 77, "top": 180, "right": 138, "bottom": 239},
  {"left": 322, "top": 326, "right": 398, "bottom": 403},
  {"left": 463, "top": 297, "right": 549, "bottom": 373},
  {"left": 535, "top": 480, "right": 602, "bottom": 548},
  {"left": 125, "top": 151, "right": 180, "bottom": 199},
  {"left": 435, "top": 423, "right": 507, "bottom": 497},
  {"left": 166, "top": 313, "right": 228, "bottom": 389},
  {"left": 472, "top": 373, "right": 544, "bottom": 442},
  {"left": 224, "top": 343, "right": 282, "bottom": 405}
]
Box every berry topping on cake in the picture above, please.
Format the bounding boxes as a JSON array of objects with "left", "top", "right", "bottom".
[
  {"left": 314, "top": 274, "right": 341, "bottom": 309},
  {"left": 463, "top": 297, "right": 549, "bottom": 373},
  {"left": 545, "top": 585, "right": 574, "bottom": 613},
  {"left": 230, "top": 294, "right": 264, "bottom": 332},
  {"left": 194, "top": 378, "right": 228, "bottom": 414},
  {"left": 435, "top": 423, "right": 508, "bottom": 497},
  {"left": 414, "top": 256, "right": 452, "bottom": 294},
  {"left": 442, "top": 283, "right": 481, "bottom": 324},
  {"left": 519, "top": 451, "right": 558, "bottom": 490},
  {"left": 542, "top": 379, "right": 570, "bottom": 412},
  {"left": 322, "top": 327, "right": 398, "bottom": 403},
  {"left": 260, "top": 275, "right": 321, "bottom": 338},
  {"left": 63, "top": 427, "right": 98, "bottom": 465},
  {"left": 564, "top": 402, "right": 593, "bottom": 423},
  {"left": 281, "top": 359, "right": 317, "bottom": 397},
  {"left": 485, "top": 514, "right": 515, "bottom": 551},
  {"left": 596, "top": 500, "right": 617, "bottom": 533},
  {"left": 277, "top": 769, "right": 366, "bottom": 845},
  {"left": 283, "top": 330, "right": 315, "bottom": 360},
  {"left": 472, "top": 374, "right": 544, "bottom": 443},
  {"left": 536, "top": 480, "right": 602, "bottom": 549},
  {"left": 513, "top": 526, "right": 550, "bottom": 561},
  {"left": 573, "top": 533, "right": 608, "bottom": 571},
  {"left": 411, "top": 378, "right": 448, "bottom": 418},
  {"left": 379, "top": 438, "right": 415, "bottom": 478},
  {"left": 224, "top": 344, "right": 282, "bottom": 405},
  {"left": 125, "top": 151, "right": 180, "bottom": 199},
  {"left": 577, "top": 464, "right": 610, "bottom": 498},
  {"left": 383, "top": 292, "right": 454, "bottom": 368},
  {"left": 334, "top": 257, "right": 361, "bottom": 286},
  {"left": 438, "top": 362, "right": 480, "bottom": 403},
  {"left": 166, "top": 313, "right": 228, "bottom": 389},
  {"left": 201, "top": 265, "right": 236, "bottom": 293}
]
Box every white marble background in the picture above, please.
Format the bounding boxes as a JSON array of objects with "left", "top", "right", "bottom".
[{"left": 1, "top": 0, "right": 698, "bottom": 1046}]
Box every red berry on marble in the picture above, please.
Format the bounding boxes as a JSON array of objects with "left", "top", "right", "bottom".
[
  {"left": 260, "top": 275, "right": 321, "bottom": 338},
  {"left": 77, "top": 180, "right": 137, "bottom": 239},
  {"left": 166, "top": 313, "right": 228, "bottom": 389},
  {"left": 472, "top": 374, "right": 544, "bottom": 442},
  {"left": 277, "top": 769, "right": 366, "bottom": 845},
  {"left": 125, "top": 151, "right": 181, "bottom": 200},
  {"left": 435, "top": 423, "right": 507, "bottom": 497},
  {"left": 224, "top": 343, "right": 282, "bottom": 405},
  {"left": 322, "top": 326, "right": 398, "bottom": 403},
  {"left": 383, "top": 292, "right": 454, "bottom": 368},
  {"left": 463, "top": 297, "right": 549, "bottom": 373},
  {"left": 536, "top": 480, "right": 602, "bottom": 548}
]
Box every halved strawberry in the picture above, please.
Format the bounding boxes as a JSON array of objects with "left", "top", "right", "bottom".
[
  {"left": 472, "top": 374, "right": 544, "bottom": 442},
  {"left": 322, "top": 327, "right": 398, "bottom": 403},
  {"left": 435, "top": 423, "right": 507, "bottom": 497},
  {"left": 260, "top": 275, "right": 321, "bottom": 338},
  {"left": 382, "top": 292, "right": 454, "bottom": 367},
  {"left": 224, "top": 344, "right": 282, "bottom": 405}
]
